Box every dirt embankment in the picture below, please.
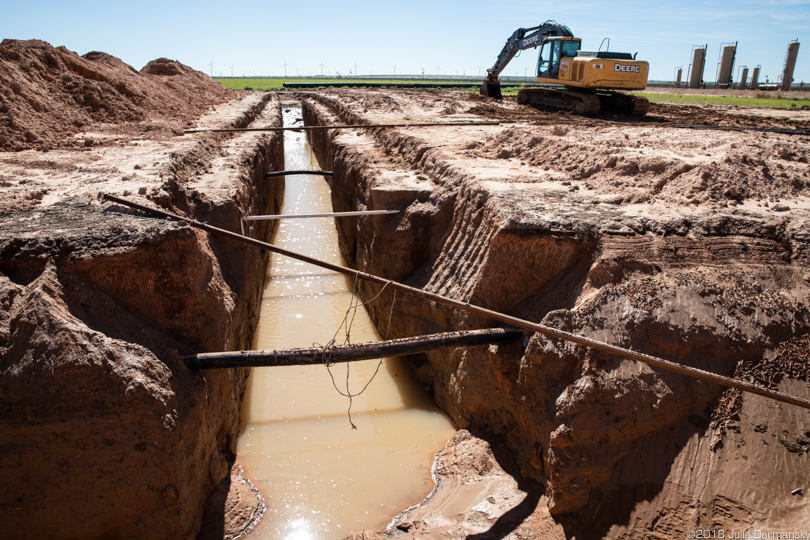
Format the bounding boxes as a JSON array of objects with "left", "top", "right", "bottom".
[
  {"left": 302, "top": 89, "right": 810, "bottom": 537},
  {"left": 0, "top": 38, "right": 234, "bottom": 152},
  {"left": 0, "top": 41, "right": 283, "bottom": 539}
]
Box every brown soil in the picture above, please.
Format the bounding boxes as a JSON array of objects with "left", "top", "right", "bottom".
[
  {"left": 4, "top": 36, "right": 810, "bottom": 537},
  {"left": 302, "top": 88, "right": 810, "bottom": 537},
  {"left": 0, "top": 39, "right": 234, "bottom": 152},
  {"left": 0, "top": 41, "right": 281, "bottom": 540}
]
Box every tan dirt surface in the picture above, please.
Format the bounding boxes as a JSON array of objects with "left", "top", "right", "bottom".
[
  {"left": 0, "top": 41, "right": 281, "bottom": 540},
  {"left": 302, "top": 88, "right": 810, "bottom": 538}
]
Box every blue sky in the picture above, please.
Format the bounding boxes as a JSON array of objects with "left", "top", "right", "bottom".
[{"left": 3, "top": 0, "right": 808, "bottom": 84}]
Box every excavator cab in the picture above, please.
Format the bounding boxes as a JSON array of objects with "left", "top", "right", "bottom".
[{"left": 537, "top": 37, "right": 581, "bottom": 80}]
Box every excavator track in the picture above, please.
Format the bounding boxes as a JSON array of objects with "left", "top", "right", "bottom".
[
  {"left": 595, "top": 91, "right": 650, "bottom": 116},
  {"left": 517, "top": 87, "right": 600, "bottom": 115},
  {"left": 516, "top": 88, "right": 650, "bottom": 116}
]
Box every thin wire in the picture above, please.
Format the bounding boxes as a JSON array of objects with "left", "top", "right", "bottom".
[{"left": 321, "top": 280, "right": 396, "bottom": 428}]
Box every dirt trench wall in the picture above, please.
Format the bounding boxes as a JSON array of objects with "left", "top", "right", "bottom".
[
  {"left": 302, "top": 92, "right": 810, "bottom": 531},
  {"left": 0, "top": 93, "right": 283, "bottom": 539}
]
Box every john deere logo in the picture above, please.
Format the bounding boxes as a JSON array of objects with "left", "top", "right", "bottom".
[{"left": 615, "top": 64, "right": 641, "bottom": 73}]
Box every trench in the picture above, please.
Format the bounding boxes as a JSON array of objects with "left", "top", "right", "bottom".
[{"left": 235, "top": 104, "right": 456, "bottom": 539}]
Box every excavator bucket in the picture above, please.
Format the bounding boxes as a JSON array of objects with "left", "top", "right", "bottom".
[{"left": 480, "top": 78, "right": 502, "bottom": 99}]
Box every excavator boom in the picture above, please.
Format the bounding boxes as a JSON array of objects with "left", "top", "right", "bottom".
[{"left": 481, "top": 21, "right": 572, "bottom": 99}]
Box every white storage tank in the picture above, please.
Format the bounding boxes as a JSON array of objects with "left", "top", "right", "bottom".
[
  {"left": 689, "top": 46, "right": 707, "bottom": 88},
  {"left": 717, "top": 43, "right": 737, "bottom": 88},
  {"left": 781, "top": 41, "right": 800, "bottom": 91}
]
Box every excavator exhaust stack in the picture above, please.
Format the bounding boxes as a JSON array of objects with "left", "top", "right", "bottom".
[{"left": 480, "top": 77, "right": 503, "bottom": 100}]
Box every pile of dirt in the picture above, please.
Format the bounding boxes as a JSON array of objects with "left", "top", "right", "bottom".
[{"left": 0, "top": 39, "right": 234, "bottom": 151}]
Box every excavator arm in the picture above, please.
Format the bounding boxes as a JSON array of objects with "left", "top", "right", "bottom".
[{"left": 481, "top": 21, "right": 573, "bottom": 98}]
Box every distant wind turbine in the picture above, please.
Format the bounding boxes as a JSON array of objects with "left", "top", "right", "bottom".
[{"left": 208, "top": 60, "right": 213, "bottom": 77}]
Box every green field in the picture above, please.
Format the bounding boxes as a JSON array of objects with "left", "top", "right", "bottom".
[
  {"left": 216, "top": 78, "right": 810, "bottom": 110},
  {"left": 215, "top": 77, "right": 477, "bottom": 91},
  {"left": 640, "top": 92, "right": 810, "bottom": 109}
]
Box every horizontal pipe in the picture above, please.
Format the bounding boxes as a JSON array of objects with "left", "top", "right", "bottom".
[
  {"left": 283, "top": 82, "right": 545, "bottom": 89},
  {"left": 264, "top": 170, "right": 333, "bottom": 178},
  {"left": 244, "top": 209, "right": 400, "bottom": 220},
  {"left": 183, "top": 121, "right": 500, "bottom": 134},
  {"left": 184, "top": 328, "right": 524, "bottom": 369},
  {"left": 101, "top": 194, "right": 810, "bottom": 411}
]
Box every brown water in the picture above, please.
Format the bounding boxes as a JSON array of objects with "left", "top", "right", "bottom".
[{"left": 237, "top": 106, "right": 455, "bottom": 540}]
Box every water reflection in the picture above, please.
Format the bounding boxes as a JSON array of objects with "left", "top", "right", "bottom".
[{"left": 236, "top": 105, "right": 455, "bottom": 539}]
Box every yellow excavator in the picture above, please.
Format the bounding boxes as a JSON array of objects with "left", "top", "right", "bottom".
[{"left": 480, "top": 21, "right": 650, "bottom": 115}]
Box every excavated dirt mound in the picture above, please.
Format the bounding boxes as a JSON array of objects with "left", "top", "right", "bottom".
[{"left": 0, "top": 39, "right": 234, "bottom": 152}]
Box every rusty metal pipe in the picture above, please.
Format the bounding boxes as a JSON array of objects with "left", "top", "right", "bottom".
[{"left": 184, "top": 328, "right": 523, "bottom": 369}]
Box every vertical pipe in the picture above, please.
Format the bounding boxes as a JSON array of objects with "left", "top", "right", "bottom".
[{"left": 740, "top": 67, "right": 749, "bottom": 90}]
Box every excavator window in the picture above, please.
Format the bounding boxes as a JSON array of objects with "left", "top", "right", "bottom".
[
  {"left": 561, "top": 40, "right": 580, "bottom": 58},
  {"left": 537, "top": 39, "right": 563, "bottom": 79},
  {"left": 538, "top": 42, "right": 553, "bottom": 78}
]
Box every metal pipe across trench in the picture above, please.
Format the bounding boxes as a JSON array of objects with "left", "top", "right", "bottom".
[{"left": 101, "top": 193, "right": 810, "bottom": 412}]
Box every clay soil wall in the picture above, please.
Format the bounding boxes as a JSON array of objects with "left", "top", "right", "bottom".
[
  {"left": 0, "top": 40, "right": 285, "bottom": 539},
  {"left": 301, "top": 89, "right": 810, "bottom": 537}
]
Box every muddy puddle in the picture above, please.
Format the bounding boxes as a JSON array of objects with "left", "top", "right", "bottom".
[{"left": 236, "top": 105, "right": 455, "bottom": 539}]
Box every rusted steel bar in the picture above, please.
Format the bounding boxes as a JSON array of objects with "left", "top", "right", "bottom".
[
  {"left": 264, "top": 170, "right": 333, "bottom": 178},
  {"left": 244, "top": 209, "right": 400, "bottom": 221},
  {"left": 184, "top": 328, "right": 523, "bottom": 369},
  {"left": 101, "top": 194, "right": 810, "bottom": 411},
  {"left": 183, "top": 121, "right": 500, "bottom": 134}
]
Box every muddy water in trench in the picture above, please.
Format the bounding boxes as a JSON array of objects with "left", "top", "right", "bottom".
[{"left": 237, "top": 106, "right": 455, "bottom": 539}]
